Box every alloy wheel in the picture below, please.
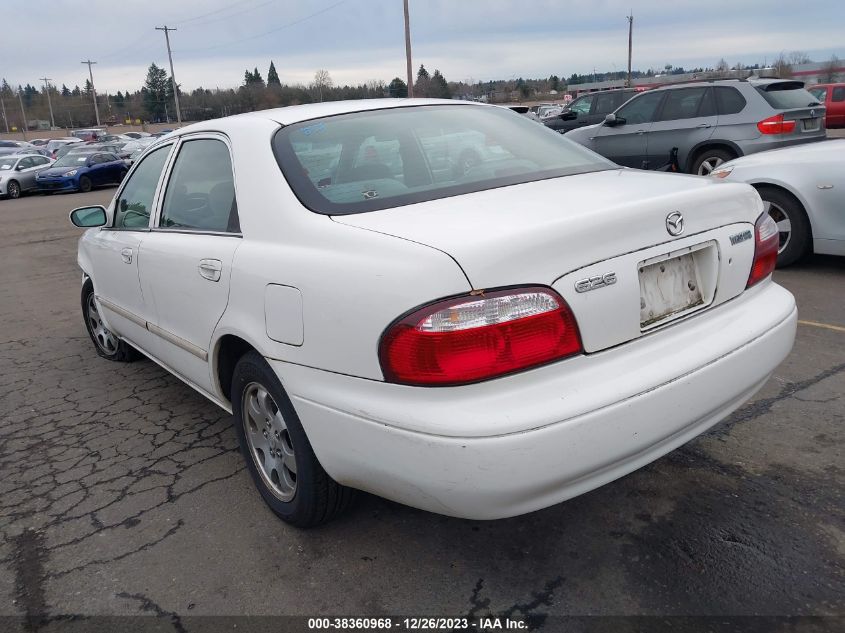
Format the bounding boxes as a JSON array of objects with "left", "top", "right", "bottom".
[
  {"left": 8, "top": 182, "right": 20, "bottom": 199},
  {"left": 763, "top": 200, "right": 792, "bottom": 254},
  {"left": 86, "top": 294, "right": 118, "bottom": 354},
  {"left": 242, "top": 382, "right": 297, "bottom": 502},
  {"left": 697, "top": 156, "right": 724, "bottom": 176}
]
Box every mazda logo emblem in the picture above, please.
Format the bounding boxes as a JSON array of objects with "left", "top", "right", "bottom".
[{"left": 666, "top": 211, "right": 684, "bottom": 236}]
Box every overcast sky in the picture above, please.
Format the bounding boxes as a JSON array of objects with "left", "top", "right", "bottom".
[{"left": 3, "top": 0, "right": 843, "bottom": 93}]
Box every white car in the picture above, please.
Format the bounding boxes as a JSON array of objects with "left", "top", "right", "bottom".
[
  {"left": 69, "top": 99, "right": 797, "bottom": 527},
  {"left": 711, "top": 139, "right": 845, "bottom": 266}
]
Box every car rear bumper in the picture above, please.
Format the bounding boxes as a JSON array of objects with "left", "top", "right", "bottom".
[{"left": 270, "top": 282, "right": 796, "bottom": 519}]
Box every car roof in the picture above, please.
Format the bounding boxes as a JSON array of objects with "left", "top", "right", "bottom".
[{"left": 171, "top": 98, "right": 472, "bottom": 134}]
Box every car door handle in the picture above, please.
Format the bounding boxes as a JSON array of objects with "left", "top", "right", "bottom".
[
  {"left": 120, "top": 248, "right": 133, "bottom": 264},
  {"left": 635, "top": 129, "right": 647, "bottom": 135},
  {"left": 696, "top": 123, "right": 711, "bottom": 128},
  {"left": 198, "top": 259, "right": 222, "bottom": 282}
]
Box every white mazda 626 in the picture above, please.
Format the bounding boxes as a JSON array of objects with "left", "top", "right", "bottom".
[{"left": 69, "top": 99, "right": 797, "bottom": 526}]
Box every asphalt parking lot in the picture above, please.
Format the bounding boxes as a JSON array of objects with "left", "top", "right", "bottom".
[{"left": 1, "top": 180, "right": 843, "bottom": 631}]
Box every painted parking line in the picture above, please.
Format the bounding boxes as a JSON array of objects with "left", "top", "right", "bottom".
[{"left": 798, "top": 320, "right": 845, "bottom": 333}]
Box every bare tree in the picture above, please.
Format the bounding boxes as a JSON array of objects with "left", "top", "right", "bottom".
[
  {"left": 821, "top": 55, "right": 841, "bottom": 83},
  {"left": 313, "top": 69, "right": 332, "bottom": 102},
  {"left": 715, "top": 58, "right": 730, "bottom": 75},
  {"left": 772, "top": 53, "right": 793, "bottom": 79},
  {"left": 788, "top": 51, "right": 811, "bottom": 66}
]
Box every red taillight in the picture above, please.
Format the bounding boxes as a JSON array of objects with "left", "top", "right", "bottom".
[
  {"left": 379, "top": 287, "right": 582, "bottom": 386},
  {"left": 756, "top": 114, "right": 796, "bottom": 135},
  {"left": 747, "top": 212, "right": 779, "bottom": 288}
]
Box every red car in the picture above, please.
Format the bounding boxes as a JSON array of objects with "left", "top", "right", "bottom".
[{"left": 808, "top": 83, "right": 845, "bottom": 128}]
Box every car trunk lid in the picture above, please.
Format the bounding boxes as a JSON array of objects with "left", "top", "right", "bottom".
[{"left": 334, "top": 169, "right": 763, "bottom": 353}]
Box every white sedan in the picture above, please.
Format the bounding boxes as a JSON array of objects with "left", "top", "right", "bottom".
[
  {"left": 69, "top": 99, "right": 797, "bottom": 527},
  {"left": 711, "top": 139, "right": 845, "bottom": 266}
]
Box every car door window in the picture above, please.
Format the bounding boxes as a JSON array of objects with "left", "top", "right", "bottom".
[
  {"left": 593, "top": 92, "right": 617, "bottom": 115},
  {"left": 617, "top": 90, "right": 664, "bottom": 125},
  {"left": 832, "top": 87, "right": 845, "bottom": 102},
  {"left": 114, "top": 145, "right": 172, "bottom": 229},
  {"left": 32, "top": 156, "right": 49, "bottom": 167},
  {"left": 658, "top": 88, "right": 709, "bottom": 121},
  {"left": 17, "top": 158, "right": 34, "bottom": 170},
  {"left": 570, "top": 95, "right": 593, "bottom": 114},
  {"left": 159, "top": 139, "right": 239, "bottom": 233}
]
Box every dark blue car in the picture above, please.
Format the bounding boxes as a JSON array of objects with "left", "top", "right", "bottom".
[{"left": 36, "top": 152, "right": 127, "bottom": 193}]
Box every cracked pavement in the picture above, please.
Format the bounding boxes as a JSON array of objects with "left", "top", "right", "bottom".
[{"left": 0, "top": 189, "right": 843, "bottom": 632}]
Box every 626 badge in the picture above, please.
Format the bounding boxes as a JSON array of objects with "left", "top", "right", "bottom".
[{"left": 575, "top": 272, "right": 617, "bottom": 293}]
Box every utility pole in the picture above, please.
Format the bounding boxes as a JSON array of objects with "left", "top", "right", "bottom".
[
  {"left": 39, "top": 77, "right": 56, "bottom": 129},
  {"left": 81, "top": 60, "right": 101, "bottom": 127},
  {"left": 17, "top": 89, "right": 27, "bottom": 140},
  {"left": 626, "top": 12, "right": 633, "bottom": 88},
  {"left": 156, "top": 26, "right": 182, "bottom": 125},
  {"left": 403, "top": 0, "right": 414, "bottom": 98},
  {"left": 0, "top": 95, "right": 8, "bottom": 134}
]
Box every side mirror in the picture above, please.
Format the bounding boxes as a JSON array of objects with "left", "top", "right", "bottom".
[
  {"left": 69, "top": 205, "right": 107, "bottom": 228},
  {"left": 561, "top": 111, "right": 577, "bottom": 121},
  {"left": 604, "top": 113, "right": 625, "bottom": 126},
  {"left": 15, "top": 164, "right": 25, "bottom": 171}
]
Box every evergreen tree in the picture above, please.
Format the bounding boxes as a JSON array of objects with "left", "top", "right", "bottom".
[
  {"left": 415, "top": 64, "right": 431, "bottom": 97},
  {"left": 72, "top": 85, "right": 81, "bottom": 96},
  {"left": 267, "top": 61, "right": 281, "bottom": 86},
  {"left": 252, "top": 67, "right": 265, "bottom": 87},
  {"left": 387, "top": 77, "right": 408, "bottom": 98},
  {"left": 83, "top": 79, "right": 93, "bottom": 95},
  {"left": 61, "top": 84, "right": 71, "bottom": 97},
  {"left": 143, "top": 63, "right": 169, "bottom": 121},
  {"left": 430, "top": 70, "right": 450, "bottom": 99}
]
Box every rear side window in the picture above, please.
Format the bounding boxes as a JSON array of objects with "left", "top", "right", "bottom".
[
  {"left": 715, "top": 87, "right": 747, "bottom": 115},
  {"left": 833, "top": 87, "right": 845, "bottom": 102},
  {"left": 755, "top": 82, "right": 819, "bottom": 109},
  {"left": 159, "top": 139, "right": 239, "bottom": 233}
]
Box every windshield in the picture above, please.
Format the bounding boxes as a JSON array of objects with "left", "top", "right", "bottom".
[
  {"left": 53, "top": 154, "right": 91, "bottom": 168},
  {"left": 273, "top": 105, "right": 614, "bottom": 215},
  {"left": 0, "top": 158, "right": 17, "bottom": 171}
]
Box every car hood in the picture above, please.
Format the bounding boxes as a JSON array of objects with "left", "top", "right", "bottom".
[
  {"left": 722, "top": 138, "right": 844, "bottom": 170},
  {"left": 332, "top": 168, "right": 761, "bottom": 289}
]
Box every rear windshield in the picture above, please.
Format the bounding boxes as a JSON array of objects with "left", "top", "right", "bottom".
[
  {"left": 755, "top": 83, "right": 822, "bottom": 109},
  {"left": 272, "top": 105, "right": 614, "bottom": 215}
]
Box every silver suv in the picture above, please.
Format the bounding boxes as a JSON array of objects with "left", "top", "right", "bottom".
[{"left": 566, "top": 79, "right": 826, "bottom": 174}]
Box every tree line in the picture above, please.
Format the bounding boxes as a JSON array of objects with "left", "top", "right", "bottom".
[{"left": 2, "top": 53, "right": 840, "bottom": 131}]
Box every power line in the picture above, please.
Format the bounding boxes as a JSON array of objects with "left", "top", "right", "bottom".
[
  {"left": 174, "top": 0, "right": 261, "bottom": 25},
  {"left": 155, "top": 26, "right": 183, "bottom": 125},
  {"left": 174, "top": 0, "right": 348, "bottom": 53},
  {"left": 179, "top": 0, "right": 279, "bottom": 28}
]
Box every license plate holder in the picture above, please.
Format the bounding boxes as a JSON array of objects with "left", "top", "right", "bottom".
[
  {"left": 639, "top": 251, "right": 705, "bottom": 329},
  {"left": 802, "top": 118, "right": 820, "bottom": 131}
]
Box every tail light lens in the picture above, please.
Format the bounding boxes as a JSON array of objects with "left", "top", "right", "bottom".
[
  {"left": 380, "top": 287, "right": 582, "bottom": 386},
  {"left": 747, "top": 212, "right": 779, "bottom": 288},
  {"left": 757, "top": 114, "right": 796, "bottom": 135}
]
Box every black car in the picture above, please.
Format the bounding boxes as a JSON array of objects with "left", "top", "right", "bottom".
[{"left": 544, "top": 88, "right": 639, "bottom": 133}]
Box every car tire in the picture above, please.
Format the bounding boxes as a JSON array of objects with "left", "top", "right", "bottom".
[
  {"left": 756, "top": 186, "right": 812, "bottom": 267},
  {"left": 7, "top": 180, "right": 21, "bottom": 199},
  {"left": 81, "top": 280, "right": 140, "bottom": 362},
  {"left": 78, "top": 176, "right": 93, "bottom": 193},
  {"left": 232, "top": 350, "right": 355, "bottom": 527},
  {"left": 692, "top": 148, "right": 735, "bottom": 176}
]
